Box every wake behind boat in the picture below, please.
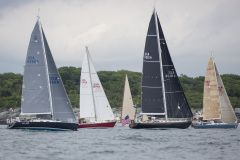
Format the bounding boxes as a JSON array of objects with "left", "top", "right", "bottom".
[
  {"left": 129, "top": 9, "right": 193, "bottom": 129},
  {"left": 192, "top": 56, "right": 238, "bottom": 129},
  {"left": 7, "top": 17, "right": 78, "bottom": 131},
  {"left": 78, "top": 47, "right": 116, "bottom": 128}
]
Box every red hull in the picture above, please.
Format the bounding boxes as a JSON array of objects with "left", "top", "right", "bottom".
[{"left": 78, "top": 121, "right": 116, "bottom": 128}]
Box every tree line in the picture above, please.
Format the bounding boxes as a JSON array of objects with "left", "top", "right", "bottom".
[{"left": 0, "top": 66, "right": 239, "bottom": 111}]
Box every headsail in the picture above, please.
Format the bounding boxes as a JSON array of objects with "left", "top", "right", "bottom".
[
  {"left": 42, "top": 30, "right": 76, "bottom": 122},
  {"left": 156, "top": 13, "right": 192, "bottom": 118},
  {"left": 121, "top": 74, "right": 135, "bottom": 120},
  {"left": 215, "top": 64, "right": 237, "bottom": 123},
  {"left": 203, "top": 57, "right": 221, "bottom": 120}
]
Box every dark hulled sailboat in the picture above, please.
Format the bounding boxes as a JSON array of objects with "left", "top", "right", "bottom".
[
  {"left": 7, "top": 17, "right": 78, "bottom": 131},
  {"left": 129, "top": 9, "right": 193, "bottom": 129}
]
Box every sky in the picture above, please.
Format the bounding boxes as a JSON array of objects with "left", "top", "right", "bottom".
[{"left": 0, "top": 0, "right": 239, "bottom": 77}]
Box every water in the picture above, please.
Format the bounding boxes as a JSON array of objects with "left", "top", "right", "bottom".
[{"left": 1, "top": 124, "right": 240, "bottom": 160}]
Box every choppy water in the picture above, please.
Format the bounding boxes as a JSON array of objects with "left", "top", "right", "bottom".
[{"left": 0, "top": 124, "right": 240, "bottom": 160}]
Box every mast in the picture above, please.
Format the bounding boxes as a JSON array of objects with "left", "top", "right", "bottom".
[
  {"left": 39, "top": 19, "right": 54, "bottom": 119},
  {"left": 121, "top": 74, "right": 127, "bottom": 120},
  {"left": 86, "top": 47, "right": 97, "bottom": 121},
  {"left": 212, "top": 56, "right": 222, "bottom": 122},
  {"left": 154, "top": 9, "right": 167, "bottom": 119}
]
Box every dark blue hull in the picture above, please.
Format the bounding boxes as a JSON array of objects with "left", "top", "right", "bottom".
[
  {"left": 129, "top": 121, "right": 192, "bottom": 129},
  {"left": 7, "top": 121, "right": 78, "bottom": 131},
  {"left": 193, "top": 123, "right": 238, "bottom": 129}
]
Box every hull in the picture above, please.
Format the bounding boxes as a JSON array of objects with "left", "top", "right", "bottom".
[
  {"left": 193, "top": 123, "right": 238, "bottom": 129},
  {"left": 78, "top": 121, "right": 116, "bottom": 128},
  {"left": 129, "top": 121, "right": 192, "bottom": 129},
  {"left": 7, "top": 121, "right": 78, "bottom": 131}
]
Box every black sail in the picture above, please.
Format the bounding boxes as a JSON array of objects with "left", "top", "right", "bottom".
[
  {"left": 142, "top": 11, "right": 165, "bottom": 114},
  {"left": 156, "top": 14, "right": 193, "bottom": 118},
  {"left": 141, "top": 10, "right": 193, "bottom": 119}
]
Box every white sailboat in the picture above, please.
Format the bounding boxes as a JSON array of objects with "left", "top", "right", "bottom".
[
  {"left": 121, "top": 74, "right": 135, "bottom": 126},
  {"left": 78, "top": 47, "right": 116, "bottom": 128},
  {"left": 193, "top": 56, "right": 238, "bottom": 129}
]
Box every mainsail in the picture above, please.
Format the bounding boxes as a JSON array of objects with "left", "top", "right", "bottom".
[
  {"left": 203, "top": 56, "right": 236, "bottom": 123},
  {"left": 121, "top": 74, "right": 135, "bottom": 120},
  {"left": 203, "top": 57, "right": 221, "bottom": 120},
  {"left": 80, "top": 47, "right": 115, "bottom": 122},
  {"left": 141, "top": 9, "right": 192, "bottom": 119},
  {"left": 21, "top": 19, "right": 76, "bottom": 122}
]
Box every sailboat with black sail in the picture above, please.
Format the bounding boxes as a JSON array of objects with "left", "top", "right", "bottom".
[
  {"left": 78, "top": 47, "right": 116, "bottom": 128},
  {"left": 129, "top": 9, "right": 193, "bottom": 129},
  {"left": 193, "top": 56, "right": 238, "bottom": 129},
  {"left": 7, "top": 17, "right": 78, "bottom": 131}
]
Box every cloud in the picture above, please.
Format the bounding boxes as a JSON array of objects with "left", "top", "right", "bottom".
[{"left": 0, "top": 0, "right": 239, "bottom": 77}]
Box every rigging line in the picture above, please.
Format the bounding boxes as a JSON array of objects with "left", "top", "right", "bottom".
[
  {"left": 153, "top": 0, "right": 157, "bottom": 9},
  {"left": 35, "top": 8, "right": 40, "bottom": 19}
]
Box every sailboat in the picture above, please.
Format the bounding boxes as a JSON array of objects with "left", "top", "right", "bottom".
[
  {"left": 78, "top": 47, "right": 116, "bottom": 128},
  {"left": 7, "top": 17, "right": 78, "bottom": 131},
  {"left": 129, "top": 9, "right": 193, "bottom": 129},
  {"left": 121, "top": 74, "right": 135, "bottom": 126},
  {"left": 193, "top": 56, "right": 238, "bottom": 129}
]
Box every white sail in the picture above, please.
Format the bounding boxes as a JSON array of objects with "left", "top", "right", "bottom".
[
  {"left": 80, "top": 50, "right": 96, "bottom": 122},
  {"left": 215, "top": 64, "right": 237, "bottom": 123},
  {"left": 80, "top": 47, "right": 115, "bottom": 122},
  {"left": 121, "top": 74, "right": 135, "bottom": 120}
]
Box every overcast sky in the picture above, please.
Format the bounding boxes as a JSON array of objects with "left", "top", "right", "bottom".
[{"left": 0, "top": 0, "right": 239, "bottom": 77}]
